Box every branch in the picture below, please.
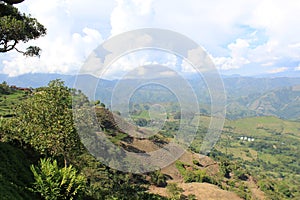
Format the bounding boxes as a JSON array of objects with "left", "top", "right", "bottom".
[
  {"left": 14, "top": 46, "right": 24, "bottom": 54},
  {"left": 0, "top": 39, "right": 17, "bottom": 52},
  {"left": 15, "top": 46, "right": 42, "bottom": 57}
]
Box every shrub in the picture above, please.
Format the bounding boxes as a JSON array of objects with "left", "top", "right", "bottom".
[
  {"left": 166, "top": 183, "right": 184, "bottom": 200},
  {"left": 30, "top": 158, "right": 86, "bottom": 200}
]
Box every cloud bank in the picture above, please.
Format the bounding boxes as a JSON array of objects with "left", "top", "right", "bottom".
[{"left": 1, "top": 0, "right": 300, "bottom": 77}]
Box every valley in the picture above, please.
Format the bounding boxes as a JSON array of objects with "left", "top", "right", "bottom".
[{"left": 0, "top": 78, "right": 299, "bottom": 199}]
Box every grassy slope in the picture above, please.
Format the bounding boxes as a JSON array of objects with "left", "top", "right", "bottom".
[
  {"left": 216, "top": 116, "right": 300, "bottom": 199},
  {"left": 0, "top": 90, "right": 26, "bottom": 117}
]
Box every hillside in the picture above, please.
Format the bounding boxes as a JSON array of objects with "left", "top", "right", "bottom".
[
  {"left": 226, "top": 85, "right": 300, "bottom": 119},
  {"left": 1, "top": 81, "right": 300, "bottom": 199},
  {"left": 127, "top": 108, "right": 300, "bottom": 199}
]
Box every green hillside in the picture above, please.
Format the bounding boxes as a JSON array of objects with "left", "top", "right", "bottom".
[
  {"left": 0, "top": 82, "right": 28, "bottom": 117},
  {"left": 129, "top": 106, "right": 300, "bottom": 199},
  {"left": 216, "top": 116, "right": 300, "bottom": 199},
  {"left": 1, "top": 81, "right": 300, "bottom": 199}
]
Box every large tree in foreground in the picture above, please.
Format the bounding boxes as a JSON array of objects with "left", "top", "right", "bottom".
[
  {"left": 0, "top": 0, "right": 46, "bottom": 56},
  {"left": 11, "top": 80, "right": 83, "bottom": 167}
]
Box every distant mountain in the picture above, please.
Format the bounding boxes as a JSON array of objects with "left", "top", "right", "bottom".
[
  {"left": 1, "top": 73, "right": 76, "bottom": 88},
  {"left": 225, "top": 85, "right": 300, "bottom": 119},
  {"left": 223, "top": 76, "right": 300, "bottom": 98},
  {"left": 2, "top": 73, "right": 300, "bottom": 119},
  {"left": 248, "top": 85, "right": 300, "bottom": 119},
  {"left": 253, "top": 70, "right": 300, "bottom": 78}
]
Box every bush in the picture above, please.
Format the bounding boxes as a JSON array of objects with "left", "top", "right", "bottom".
[
  {"left": 150, "top": 170, "right": 167, "bottom": 187},
  {"left": 30, "top": 158, "right": 86, "bottom": 200},
  {"left": 175, "top": 161, "right": 213, "bottom": 184},
  {"left": 135, "top": 118, "right": 148, "bottom": 127},
  {"left": 166, "top": 183, "right": 184, "bottom": 200}
]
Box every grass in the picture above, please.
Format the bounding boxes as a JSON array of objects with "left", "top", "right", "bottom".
[{"left": 0, "top": 90, "right": 26, "bottom": 117}]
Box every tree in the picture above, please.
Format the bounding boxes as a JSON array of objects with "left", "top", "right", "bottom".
[
  {"left": 11, "top": 80, "right": 82, "bottom": 166},
  {"left": 0, "top": 0, "right": 46, "bottom": 56}
]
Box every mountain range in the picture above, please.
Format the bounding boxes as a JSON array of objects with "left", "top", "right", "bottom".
[{"left": 2, "top": 73, "right": 300, "bottom": 120}]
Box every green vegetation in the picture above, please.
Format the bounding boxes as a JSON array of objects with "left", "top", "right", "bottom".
[
  {"left": 130, "top": 101, "right": 300, "bottom": 199},
  {"left": 0, "top": 81, "right": 167, "bottom": 199},
  {"left": 4, "top": 80, "right": 83, "bottom": 167},
  {"left": 1, "top": 80, "right": 300, "bottom": 199},
  {"left": 211, "top": 116, "right": 300, "bottom": 199},
  {"left": 150, "top": 170, "right": 167, "bottom": 187},
  {"left": 30, "top": 158, "right": 86, "bottom": 200},
  {"left": 166, "top": 183, "right": 184, "bottom": 200},
  {"left": 175, "top": 161, "right": 210, "bottom": 183},
  {"left": 0, "top": 81, "right": 28, "bottom": 117}
]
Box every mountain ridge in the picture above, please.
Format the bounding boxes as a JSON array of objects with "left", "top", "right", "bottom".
[{"left": 2, "top": 73, "right": 300, "bottom": 120}]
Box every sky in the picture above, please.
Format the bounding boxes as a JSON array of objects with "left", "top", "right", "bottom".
[{"left": 1, "top": 0, "right": 300, "bottom": 77}]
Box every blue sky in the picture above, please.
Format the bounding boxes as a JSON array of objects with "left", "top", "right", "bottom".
[{"left": 1, "top": 0, "right": 300, "bottom": 77}]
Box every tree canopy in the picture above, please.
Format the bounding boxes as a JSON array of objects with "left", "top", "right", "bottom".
[
  {"left": 2, "top": 0, "right": 24, "bottom": 4},
  {"left": 0, "top": 0, "right": 46, "bottom": 56},
  {"left": 7, "top": 80, "right": 83, "bottom": 167}
]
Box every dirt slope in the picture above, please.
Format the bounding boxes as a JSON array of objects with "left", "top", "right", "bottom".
[{"left": 149, "top": 182, "right": 243, "bottom": 200}]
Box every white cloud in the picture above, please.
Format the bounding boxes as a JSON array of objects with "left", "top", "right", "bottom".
[
  {"left": 110, "top": 0, "right": 154, "bottom": 36},
  {"left": 103, "top": 50, "right": 178, "bottom": 80},
  {"left": 108, "top": 0, "right": 300, "bottom": 75},
  {"left": 214, "top": 39, "right": 251, "bottom": 70},
  {"left": 267, "top": 67, "right": 288, "bottom": 74},
  {"left": 1, "top": 0, "right": 109, "bottom": 76},
  {"left": 1, "top": 0, "right": 300, "bottom": 76},
  {"left": 2, "top": 27, "right": 103, "bottom": 76}
]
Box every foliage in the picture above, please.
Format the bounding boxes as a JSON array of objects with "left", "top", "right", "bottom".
[
  {"left": 0, "top": 81, "right": 12, "bottom": 95},
  {"left": 0, "top": 2, "right": 46, "bottom": 56},
  {"left": 0, "top": 81, "right": 169, "bottom": 200},
  {"left": 135, "top": 118, "right": 148, "bottom": 127},
  {"left": 79, "top": 154, "right": 159, "bottom": 200},
  {"left": 150, "top": 170, "right": 167, "bottom": 187},
  {"left": 219, "top": 159, "right": 232, "bottom": 179},
  {"left": 166, "top": 183, "right": 184, "bottom": 200},
  {"left": 2, "top": 0, "right": 25, "bottom": 4},
  {"left": 30, "top": 158, "right": 86, "bottom": 200},
  {"left": 8, "top": 80, "right": 83, "bottom": 166},
  {"left": 175, "top": 161, "right": 211, "bottom": 183},
  {"left": 95, "top": 106, "right": 117, "bottom": 130}
]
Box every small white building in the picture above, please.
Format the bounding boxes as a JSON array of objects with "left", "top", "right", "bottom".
[{"left": 239, "top": 136, "right": 255, "bottom": 142}]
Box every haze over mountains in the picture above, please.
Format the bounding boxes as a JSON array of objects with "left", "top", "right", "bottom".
[{"left": 2, "top": 72, "right": 300, "bottom": 120}]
